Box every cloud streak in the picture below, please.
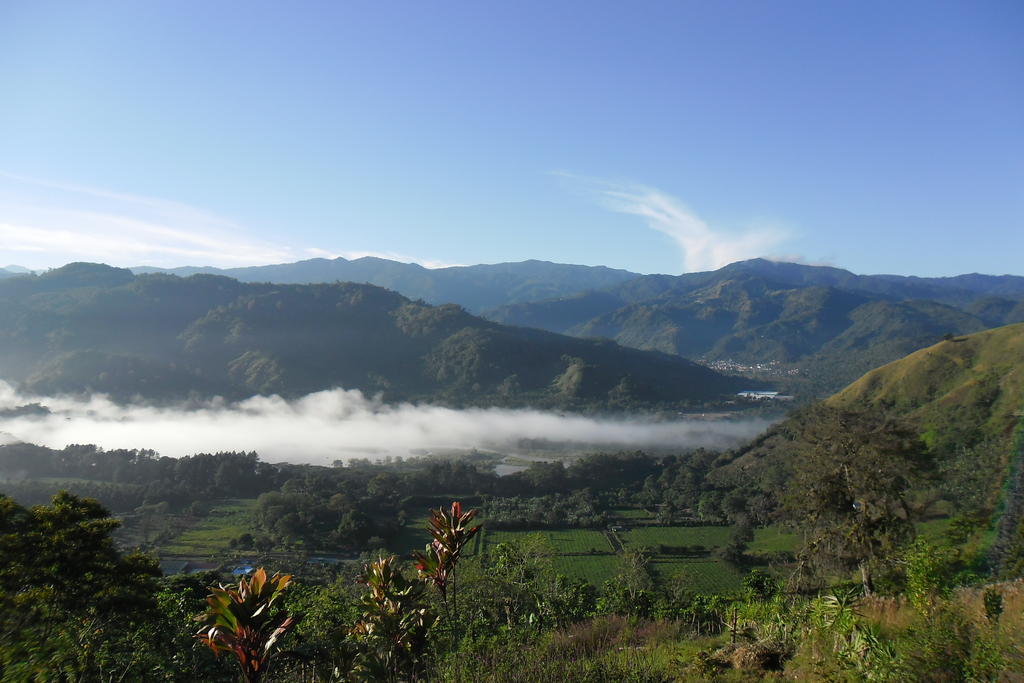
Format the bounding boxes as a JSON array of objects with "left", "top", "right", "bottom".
[
  {"left": 0, "top": 172, "right": 297, "bottom": 269},
  {"left": 0, "top": 172, "right": 453, "bottom": 270},
  {"left": 559, "top": 173, "right": 789, "bottom": 272},
  {"left": 0, "top": 384, "right": 775, "bottom": 465}
]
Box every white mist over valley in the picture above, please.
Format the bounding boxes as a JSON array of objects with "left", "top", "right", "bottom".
[{"left": 0, "top": 382, "right": 776, "bottom": 465}]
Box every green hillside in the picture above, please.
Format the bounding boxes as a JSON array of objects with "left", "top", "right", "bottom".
[
  {"left": 829, "top": 322, "right": 1024, "bottom": 444},
  {"left": 708, "top": 324, "right": 1024, "bottom": 538}
]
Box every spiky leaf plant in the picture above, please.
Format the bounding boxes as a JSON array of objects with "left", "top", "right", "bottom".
[{"left": 195, "top": 568, "right": 300, "bottom": 683}]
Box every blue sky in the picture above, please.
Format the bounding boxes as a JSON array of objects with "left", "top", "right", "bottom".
[{"left": 0, "top": 1, "right": 1020, "bottom": 276}]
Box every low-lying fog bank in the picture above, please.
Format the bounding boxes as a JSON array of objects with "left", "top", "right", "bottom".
[{"left": 0, "top": 383, "right": 777, "bottom": 464}]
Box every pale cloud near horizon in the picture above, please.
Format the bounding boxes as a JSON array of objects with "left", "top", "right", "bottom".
[
  {"left": 0, "top": 172, "right": 454, "bottom": 270},
  {"left": 559, "top": 173, "right": 790, "bottom": 272}
]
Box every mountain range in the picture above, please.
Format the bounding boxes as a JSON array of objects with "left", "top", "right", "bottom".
[
  {"left": 130, "top": 257, "right": 638, "bottom": 313},
  {"left": 0, "top": 263, "right": 746, "bottom": 408},
  {"left": 7, "top": 256, "right": 1023, "bottom": 400},
  {"left": 488, "top": 259, "right": 1024, "bottom": 394}
]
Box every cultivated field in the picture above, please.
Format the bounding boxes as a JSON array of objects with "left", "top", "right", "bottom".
[
  {"left": 750, "top": 526, "right": 799, "bottom": 553},
  {"left": 553, "top": 554, "right": 621, "bottom": 586},
  {"left": 483, "top": 528, "right": 611, "bottom": 554},
  {"left": 158, "top": 499, "right": 257, "bottom": 556},
  {"left": 649, "top": 558, "right": 746, "bottom": 593},
  {"left": 618, "top": 525, "right": 732, "bottom": 550},
  {"left": 389, "top": 511, "right": 797, "bottom": 594}
]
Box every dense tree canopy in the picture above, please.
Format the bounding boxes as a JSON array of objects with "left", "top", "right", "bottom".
[{"left": 783, "top": 407, "right": 930, "bottom": 593}]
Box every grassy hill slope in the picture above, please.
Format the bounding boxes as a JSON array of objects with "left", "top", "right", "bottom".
[
  {"left": 707, "top": 324, "right": 1024, "bottom": 529},
  {"left": 829, "top": 322, "right": 1024, "bottom": 444}
]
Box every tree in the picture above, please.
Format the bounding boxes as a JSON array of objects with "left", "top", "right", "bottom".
[
  {"left": 465, "top": 535, "right": 558, "bottom": 629},
  {"left": 147, "top": 572, "right": 236, "bottom": 680},
  {"left": 0, "top": 492, "right": 161, "bottom": 678},
  {"left": 783, "top": 407, "right": 929, "bottom": 593},
  {"left": 599, "top": 548, "right": 655, "bottom": 617},
  {"left": 721, "top": 519, "right": 754, "bottom": 565},
  {"left": 195, "top": 568, "right": 301, "bottom": 683}
]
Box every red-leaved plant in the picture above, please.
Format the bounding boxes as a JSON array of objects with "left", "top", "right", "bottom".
[
  {"left": 412, "top": 502, "right": 481, "bottom": 643},
  {"left": 350, "top": 554, "right": 436, "bottom": 681},
  {"left": 195, "top": 568, "right": 300, "bottom": 683}
]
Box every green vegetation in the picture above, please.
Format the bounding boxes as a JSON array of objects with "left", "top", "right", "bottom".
[
  {"left": 0, "top": 263, "right": 747, "bottom": 409},
  {"left": 13, "top": 491, "right": 1023, "bottom": 680},
  {"left": 388, "top": 516, "right": 433, "bottom": 555},
  {"left": 196, "top": 568, "right": 299, "bottom": 683},
  {"left": 3, "top": 322, "right": 1024, "bottom": 678},
  {"left": 611, "top": 507, "right": 652, "bottom": 520},
  {"left": 551, "top": 554, "right": 622, "bottom": 586},
  {"left": 831, "top": 322, "right": 1024, "bottom": 443},
  {"left": 159, "top": 499, "right": 258, "bottom": 555},
  {"left": 649, "top": 558, "right": 746, "bottom": 592},
  {"left": 484, "top": 528, "right": 611, "bottom": 554},
  {"left": 750, "top": 526, "right": 799, "bottom": 553},
  {"left": 619, "top": 525, "right": 732, "bottom": 550}
]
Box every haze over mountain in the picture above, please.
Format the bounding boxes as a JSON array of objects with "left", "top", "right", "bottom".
[
  {"left": 131, "top": 257, "right": 639, "bottom": 313},
  {"left": 0, "top": 263, "right": 747, "bottom": 409},
  {"left": 0, "top": 266, "right": 32, "bottom": 280}
]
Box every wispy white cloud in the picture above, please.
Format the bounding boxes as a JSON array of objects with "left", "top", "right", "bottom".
[
  {"left": 0, "top": 171, "right": 240, "bottom": 231},
  {"left": 558, "top": 173, "right": 790, "bottom": 272},
  {"left": 0, "top": 173, "right": 298, "bottom": 269},
  {"left": 0, "top": 209, "right": 295, "bottom": 267},
  {"left": 0, "top": 172, "right": 453, "bottom": 270}
]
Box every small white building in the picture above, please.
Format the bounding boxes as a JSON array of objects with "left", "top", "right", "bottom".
[
  {"left": 736, "top": 390, "right": 794, "bottom": 401},
  {"left": 737, "top": 390, "right": 779, "bottom": 399}
]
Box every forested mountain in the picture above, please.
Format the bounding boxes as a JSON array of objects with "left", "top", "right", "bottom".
[
  {"left": 489, "top": 259, "right": 1024, "bottom": 393},
  {"left": 0, "top": 263, "right": 746, "bottom": 407},
  {"left": 132, "top": 257, "right": 639, "bottom": 313}
]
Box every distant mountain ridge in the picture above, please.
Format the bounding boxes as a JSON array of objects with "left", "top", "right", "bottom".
[
  {"left": 491, "top": 259, "right": 1024, "bottom": 327},
  {"left": 0, "top": 262, "right": 747, "bottom": 408},
  {"left": 19, "top": 256, "right": 1024, "bottom": 398},
  {"left": 131, "top": 257, "right": 639, "bottom": 313},
  {"left": 488, "top": 259, "right": 1024, "bottom": 394},
  {"left": 0, "top": 265, "right": 33, "bottom": 279}
]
